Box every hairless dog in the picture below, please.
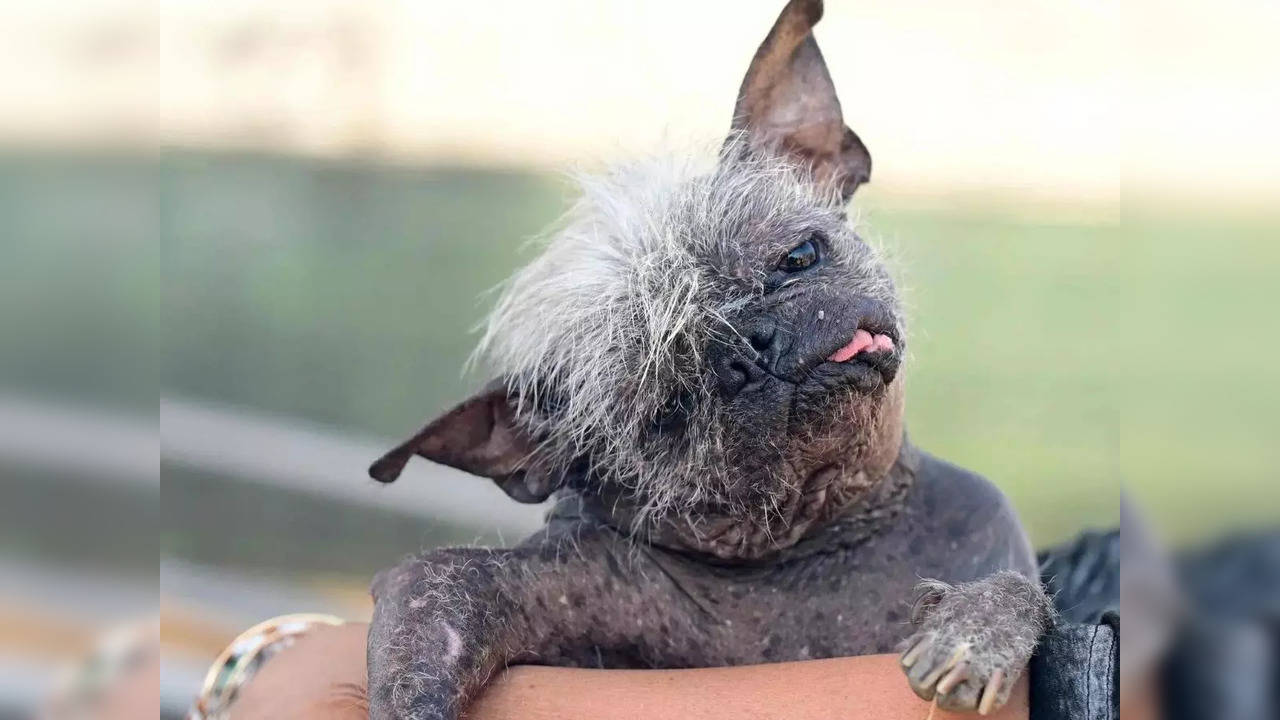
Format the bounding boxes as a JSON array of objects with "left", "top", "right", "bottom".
[{"left": 366, "top": 2, "right": 1051, "bottom": 717}]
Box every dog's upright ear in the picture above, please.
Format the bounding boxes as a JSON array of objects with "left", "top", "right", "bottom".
[
  {"left": 368, "top": 381, "right": 558, "bottom": 503},
  {"left": 732, "top": 0, "right": 871, "bottom": 199}
]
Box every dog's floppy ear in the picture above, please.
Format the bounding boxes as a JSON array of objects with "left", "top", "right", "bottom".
[
  {"left": 368, "top": 380, "right": 557, "bottom": 503},
  {"left": 731, "top": 0, "right": 871, "bottom": 200}
]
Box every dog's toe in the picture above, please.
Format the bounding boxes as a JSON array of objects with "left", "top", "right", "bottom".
[
  {"left": 903, "top": 637, "right": 970, "bottom": 701},
  {"left": 900, "top": 635, "right": 1020, "bottom": 714}
]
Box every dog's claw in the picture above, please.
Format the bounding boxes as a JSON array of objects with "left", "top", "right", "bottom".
[
  {"left": 936, "top": 661, "right": 968, "bottom": 696},
  {"left": 920, "top": 642, "right": 969, "bottom": 690},
  {"left": 900, "top": 637, "right": 929, "bottom": 669},
  {"left": 904, "top": 640, "right": 972, "bottom": 702},
  {"left": 978, "top": 668, "right": 1004, "bottom": 715}
]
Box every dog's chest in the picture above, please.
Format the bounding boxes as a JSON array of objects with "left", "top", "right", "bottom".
[{"left": 687, "top": 547, "right": 925, "bottom": 664}]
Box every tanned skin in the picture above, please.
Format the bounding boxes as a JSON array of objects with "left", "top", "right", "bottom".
[{"left": 364, "top": 2, "right": 1051, "bottom": 718}]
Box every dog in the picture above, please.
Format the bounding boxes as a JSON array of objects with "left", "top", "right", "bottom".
[{"left": 365, "top": 1, "right": 1051, "bottom": 717}]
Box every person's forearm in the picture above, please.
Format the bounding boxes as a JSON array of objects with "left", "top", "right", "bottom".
[
  {"left": 470, "top": 655, "right": 1027, "bottom": 720},
  {"left": 229, "top": 622, "right": 1027, "bottom": 720}
]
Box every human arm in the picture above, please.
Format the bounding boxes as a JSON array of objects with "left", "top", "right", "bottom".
[{"left": 229, "top": 622, "right": 1028, "bottom": 720}]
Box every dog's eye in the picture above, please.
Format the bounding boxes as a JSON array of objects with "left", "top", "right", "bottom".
[{"left": 778, "top": 238, "right": 819, "bottom": 272}]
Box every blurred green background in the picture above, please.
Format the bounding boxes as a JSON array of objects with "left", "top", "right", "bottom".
[
  {"left": 139, "top": 151, "right": 1262, "bottom": 548},
  {"left": 8, "top": 149, "right": 1277, "bottom": 574}
]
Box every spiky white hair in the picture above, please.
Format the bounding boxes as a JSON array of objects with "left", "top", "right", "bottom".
[{"left": 476, "top": 139, "right": 896, "bottom": 524}]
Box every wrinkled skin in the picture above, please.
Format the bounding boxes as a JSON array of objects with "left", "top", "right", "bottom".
[
  {"left": 364, "top": 1, "right": 1051, "bottom": 718},
  {"left": 368, "top": 447, "right": 1047, "bottom": 719}
]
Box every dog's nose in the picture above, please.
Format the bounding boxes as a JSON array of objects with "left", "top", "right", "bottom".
[
  {"left": 712, "top": 319, "right": 777, "bottom": 399},
  {"left": 747, "top": 318, "right": 782, "bottom": 370},
  {"left": 714, "top": 354, "right": 765, "bottom": 399},
  {"left": 749, "top": 324, "right": 776, "bottom": 354}
]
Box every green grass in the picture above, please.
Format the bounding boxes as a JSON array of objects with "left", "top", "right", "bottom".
[{"left": 7, "top": 151, "right": 1275, "bottom": 549}]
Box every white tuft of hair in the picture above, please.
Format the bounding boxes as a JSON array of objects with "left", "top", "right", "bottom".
[{"left": 475, "top": 138, "right": 900, "bottom": 527}]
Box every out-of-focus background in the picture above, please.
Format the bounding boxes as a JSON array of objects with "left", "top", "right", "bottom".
[{"left": 1, "top": 1, "right": 1277, "bottom": 717}]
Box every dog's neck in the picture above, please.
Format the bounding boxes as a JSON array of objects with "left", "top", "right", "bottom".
[
  {"left": 579, "top": 431, "right": 918, "bottom": 563},
  {"left": 654, "top": 436, "right": 917, "bottom": 562}
]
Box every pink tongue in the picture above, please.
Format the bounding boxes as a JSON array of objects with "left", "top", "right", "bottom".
[
  {"left": 828, "top": 330, "right": 895, "bottom": 363},
  {"left": 828, "top": 329, "right": 873, "bottom": 363}
]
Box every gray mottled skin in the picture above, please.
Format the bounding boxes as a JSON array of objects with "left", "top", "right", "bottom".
[
  {"left": 364, "top": 1, "right": 1052, "bottom": 718},
  {"left": 368, "top": 446, "right": 1045, "bottom": 718}
]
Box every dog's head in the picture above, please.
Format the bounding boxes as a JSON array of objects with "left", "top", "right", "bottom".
[{"left": 372, "top": 0, "right": 905, "bottom": 552}]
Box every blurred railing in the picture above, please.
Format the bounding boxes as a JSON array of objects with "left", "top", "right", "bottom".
[
  {"left": 160, "top": 398, "right": 544, "bottom": 534},
  {"left": 0, "top": 393, "right": 545, "bottom": 717}
]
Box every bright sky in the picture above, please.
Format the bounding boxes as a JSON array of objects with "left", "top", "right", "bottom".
[{"left": 1, "top": 0, "right": 1276, "bottom": 206}]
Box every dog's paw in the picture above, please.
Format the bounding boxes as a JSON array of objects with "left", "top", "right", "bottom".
[
  {"left": 899, "top": 629, "right": 1018, "bottom": 714},
  {"left": 897, "top": 572, "right": 1051, "bottom": 714}
]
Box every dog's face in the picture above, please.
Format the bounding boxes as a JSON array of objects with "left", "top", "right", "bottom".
[{"left": 372, "top": 0, "right": 905, "bottom": 545}]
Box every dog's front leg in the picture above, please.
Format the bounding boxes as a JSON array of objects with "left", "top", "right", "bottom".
[
  {"left": 366, "top": 532, "right": 714, "bottom": 720},
  {"left": 365, "top": 547, "right": 512, "bottom": 720},
  {"left": 899, "top": 570, "right": 1053, "bottom": 714}
]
